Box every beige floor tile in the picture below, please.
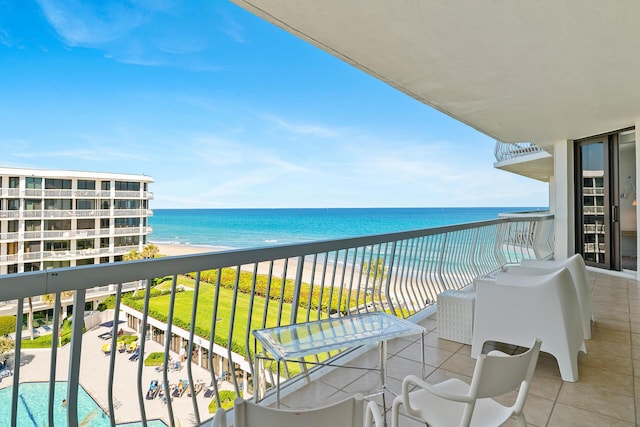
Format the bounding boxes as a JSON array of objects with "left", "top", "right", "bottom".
[
  {"left": 438, "top": 352, "right": 476, "bottom": 378},
  {"left": 422, "top": 332, "right": 465, "bottom": 353},
  {"left": 528, "top": 372, "right": 563, "bottom": 400},
  {"left": 578, "top": 350, "right": 632, "bottom": 376},
  {"left": 558, "top": 382, "right": 635, "bottom": 422},
  {"left": 548, "top": 403, "right": 634, "bottom": 427}
]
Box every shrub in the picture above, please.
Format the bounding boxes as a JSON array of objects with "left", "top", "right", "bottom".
[
  {"left": 144, "top": 352, "right": 165, "bottom": 366},
  {"left": 208, "top": 390, "right": 237, "bottom": 412},
  {"left": 0, "top": 316, "right": 16, "bottom": 336}
]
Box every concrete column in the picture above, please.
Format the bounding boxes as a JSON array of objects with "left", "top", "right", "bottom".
[{"left": 552, "top": 139, "right": 574, "bottom": 259}]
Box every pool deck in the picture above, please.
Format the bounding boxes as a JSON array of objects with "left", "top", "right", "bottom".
[{"left": 0, "top": 325, "right": 230, "bottom": 426}]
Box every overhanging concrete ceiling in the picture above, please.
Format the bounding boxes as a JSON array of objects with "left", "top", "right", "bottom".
[{"left": 231, "top": 0, "right": 640, "bottom": 148}]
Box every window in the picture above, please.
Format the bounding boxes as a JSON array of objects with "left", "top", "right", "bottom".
[
  {"left": 114, "top": 199, "right": 140, "bottom": 209},
  {"left": 100, "top": 237, "right": 110, "bottom": 248},
  {"left": 77, "top": 180, "right": 95, "bottom": 190},
  {"left": 7, "top": 264, "right": 18, "bottom": 274},
  {"left": 44, "top": 261, "right": 70, "bottom": 269},
  {"left": 45, "top": 199, "right": 71, "bottom": 210},
  {"left": 76, "top": 258, "right": 94, "bottom": 266},
  {"left": 115, "top": 181, "right": 140, "bottom": 191},
  {"left": 24, "top": 263, "right": 40, "bottom": 272},
  {"left": 7, "top": 221, "right": 18, "bottom": 232},
  {"left": 76, "top": 199, "right": 95, "bottom": 210},
  {"left": 44, "top": 240, "right": 70, "bottom": 251},
  {"left": 100, "top": 199, "right": 110, "bottom": 209},
  {"left": 100, "top": 218, "right": 110, "bottom": 229},
  {"left": 7, "top": 199, "right": 19, "bottom": 210},
  {"left": 25, "top": 199, "right": 42, "bottom": 210},
  {"left": 45, "top": 179, "right": 72, "bottom": 189},
  {"left": 115, "top": 217, "right": 140, "bottom": 228},
  {"left": 45, "top": 219, "right": 71, "bottom": 230},
  {"left": 7, "top": 242, "right": 18, "bottom": 254},
  {"left": 25, "top": 220, "right": 41, "bottom": 231},
  {"left": 114, "top": 235, "right": 139, "bottom": 246},
  {"left": 76, "top": 239, "right": 94, "bottom": 250},
  {"left": 26, "top": 241, "right": 41, "bottom": 253},
  {"left": 77, "top": 219, "right": 95, "bottom": 230},
  {"left": 101, "top": 181, "right": 111, "bottom": 190},
  {"left": 25, "top": 177, "right": 42, "bottom": 189},
  {"left": 8, "top": 177, "right": 19, "bottom": 188},
  {"left": 100, "top": 256, "right": 110, "bottom": 264}
]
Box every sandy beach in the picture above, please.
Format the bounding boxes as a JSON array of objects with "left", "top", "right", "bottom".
[
  {"left": 154, "top": 243, "right": 355, "bottom": 290},
  {"left": 155, "top": 243, "right": 221, "bottom": 257}
]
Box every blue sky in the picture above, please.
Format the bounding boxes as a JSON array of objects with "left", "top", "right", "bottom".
[{"left": 0, "top": 1, "right": 548, "bottom": 209}]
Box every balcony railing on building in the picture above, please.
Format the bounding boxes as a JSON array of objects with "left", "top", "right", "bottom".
[
  {"left": 493, "top": 141, "right": 547, "bottom": 162},
  {"left": 0, "top": 213, "right": 553, "bottom": 427}
]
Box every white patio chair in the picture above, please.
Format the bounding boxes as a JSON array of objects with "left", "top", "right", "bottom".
[
  {"left": 392, "top": 338, "right": 541, "bottom": 427},
  {"left": 208, "top": 407, "right": 227, "bottom": 427},
  {"left": 471, "top": 268, "right": 585, "bottom": 382},
  {"left": 514, "top": 253, "right": 593, "bottom": 338},
  {"left": 233, "top": 393, "right": 382, "bottom": 427}
]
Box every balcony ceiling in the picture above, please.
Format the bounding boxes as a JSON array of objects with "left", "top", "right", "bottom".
[{"left": 231, "top": 0, "right": 640, "bottom": 147}]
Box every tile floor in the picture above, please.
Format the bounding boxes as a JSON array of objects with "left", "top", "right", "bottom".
[{"left": 275, "top": 270, "right": 640, "bottom": 426}]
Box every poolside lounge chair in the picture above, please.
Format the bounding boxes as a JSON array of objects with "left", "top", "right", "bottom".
[
  {"left": 126, "top": 341, "right": 139, "bottom": 353},
  {"left": 216, "top": 371, "right": 227, "bottom": 384},
  {"left": 116, "top": 342, "right": 127, "bottom": 353},
  {"left": 169, "top": 359, "right": 181, "bottom": 371},
  {"left": 204, "top": 383, "right": 215, "bottom": 398},
  {"left": 129, "top": 347, "right": 141, "bottom": 362},
  {"left": 102, "top": 342, "right": 112, "bottom": 355},
  {"left": 42, "top": 324, "right": 51, "bottom": 332},
  {"left": 172, "top": 379, "right": 188, "bottom": 397},
  {"left": 98, "top": 331, "right": 112, "bottom": 340},
  {"left": 188, "top": 380, "right": 205, "bottom": 397},
  {"left": 146, "top": 380, "right": 159, "bottom": 400},
  {"left": 0, "top": 366, "right": 12, "bottom": 379}
]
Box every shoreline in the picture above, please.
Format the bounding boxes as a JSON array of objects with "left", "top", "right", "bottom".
[{"left": 153, "top": 243, "right": 228, "bottom": 257}]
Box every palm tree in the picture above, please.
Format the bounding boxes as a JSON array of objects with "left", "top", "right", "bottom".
[
  {"left": 27, "top": 297, "right": 34, "bottom": 340},
  {"left": 141, "top": 244, "right": 159, "bottom": 259},
  {"left": 42, "top": 291, "right": 75, "bottom": 340},
  {"left": 123, "top": 249, "right": 143, "bottom": 261}
]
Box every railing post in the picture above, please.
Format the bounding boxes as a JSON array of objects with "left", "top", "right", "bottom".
[
  {"left": 290, "top": 255, "right": 305, "bottom": 324},
  {"left": 67, "top": 289, "right": 86, "bottom": 427}
]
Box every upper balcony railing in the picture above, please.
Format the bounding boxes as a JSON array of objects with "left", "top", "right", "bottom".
[
  {"left": 0, "top": 188, "right": 153, "bottom": 199},
  {"left": 494, "top": 141, "right": 547, "bottom": 162},
  {"left": 0, "top": 213, "right": 553, "bottom": 427}
]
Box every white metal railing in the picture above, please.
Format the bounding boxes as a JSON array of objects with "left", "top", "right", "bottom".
[
  {"left": 0, "top": 211, "right": 20, "bottom": 219},
  {"left": 494, "top": 141, "right": 547, "bottom": 162},
  {"left": 0, "top": 214, "right": 553, "bottom": 427}
]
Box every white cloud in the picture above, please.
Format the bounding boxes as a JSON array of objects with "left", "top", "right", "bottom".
[{"left": 36, "top": 0, "right": 146, "bottom": 45}]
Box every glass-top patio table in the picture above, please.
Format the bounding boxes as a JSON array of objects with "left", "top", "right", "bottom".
[{"left": 253, "top": 311, "right": 425, "bottom": 407}]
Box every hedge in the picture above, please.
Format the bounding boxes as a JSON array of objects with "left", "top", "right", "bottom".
[{"left": 0, "top": 316, "right": 16, "bottom": 336}]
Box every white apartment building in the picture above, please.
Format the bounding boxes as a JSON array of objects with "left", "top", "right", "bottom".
[{"left": 0, "top": 167, "right": 153, "bottom": 276}]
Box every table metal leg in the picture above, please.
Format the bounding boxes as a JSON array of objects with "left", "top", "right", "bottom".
[{"left": 276, "top": 360, "right": 281, "bottom": 408}]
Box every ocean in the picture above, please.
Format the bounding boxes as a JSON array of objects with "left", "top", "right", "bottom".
[{"left": 148, "top": 207, "right": 546, "bottom": 250}]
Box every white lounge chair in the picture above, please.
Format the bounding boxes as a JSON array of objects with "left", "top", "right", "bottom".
[
  {"left": 472, "top": 268, "right": 585, "bottom": 382},
  {"left": 392, "top": 339, "right": 541, "bottom": 427},
  {"left": 511, "top": 253, "right": 593, "bottom": 339},
  {"left": 208, "top": 407, "right": 227, "bottom": 427},
  {"left": 233, "top": 394, "right": 382, "bottom": 427}
]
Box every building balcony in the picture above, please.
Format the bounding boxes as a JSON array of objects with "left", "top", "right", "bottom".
[
  {"left": 0, "top": 214, "right": 566, "bottom": 426},
  {"left": 493, "top": 141, "right": 553, "bottom": 183}
]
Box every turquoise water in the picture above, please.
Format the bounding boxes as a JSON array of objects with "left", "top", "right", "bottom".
[
  {"left": 0, "top": 382, "right": 166, "bottom": 427},
  {"left": 149, "top": 207, "right": 546, "bottom": 250}
]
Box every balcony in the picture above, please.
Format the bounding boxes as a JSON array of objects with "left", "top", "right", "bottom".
[
  {"left": 493, "top": 141, "right": 553, "bottom": 183},
  {"left": 0, "top": 215, "right": 566, "bottom": 426}
]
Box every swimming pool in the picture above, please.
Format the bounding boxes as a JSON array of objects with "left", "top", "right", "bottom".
[{"left": 0, "top": 382, "right": 167, "bottom": 427}]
